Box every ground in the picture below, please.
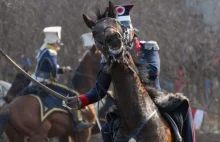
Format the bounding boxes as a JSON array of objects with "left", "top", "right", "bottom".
[{"left": 1, "top": 131, "right": 220, "bottom": 142}]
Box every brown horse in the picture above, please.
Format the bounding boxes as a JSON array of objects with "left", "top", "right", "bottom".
[
  {"left": 72, "top": 45, "right": 101, "bottom": 94},
  {"left": 71, "top": 45, "right": 103, "bottom": 134},
  {"left": 82, "top": 1, "right": 172, "bottom": 141},
  {"left": 0, "top": 47, "right": 100, "bottom": 142}
]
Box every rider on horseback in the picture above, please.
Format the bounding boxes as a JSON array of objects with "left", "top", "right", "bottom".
[
  {"left": 64, "top": 4, "right": 160, "bottom": 141},
  {"left": 64, "top": 3, "right": 195, "bottom": 142},
  {"left": 18, "top": 26, "right": 94, "bottom": 132}
]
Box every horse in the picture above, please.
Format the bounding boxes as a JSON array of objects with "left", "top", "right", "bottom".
[
  {"left": 0, "top": 46, "right": 100, "bottom": 142},
  {"left": 81, "top": 1, "right": 173, "bottom": 141},
  {"left": 72, "top": 45, "right": 101, "bottom": 94},
  {"left": 71, "top": 45, "right": 103, "bottom": 137},
  {"left": 72, "top": 45, "right": 101, "bottom": 134},
  {"left": 71, "top": 45, "right": 113, "bottom": 134}
]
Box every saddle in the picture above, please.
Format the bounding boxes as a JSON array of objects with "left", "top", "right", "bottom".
[
  {"left": 146, "top": 86, "right": 189, "bottom": 142},
  {"left": 17, "top": 85, "right": 69, "bottom": 122}
]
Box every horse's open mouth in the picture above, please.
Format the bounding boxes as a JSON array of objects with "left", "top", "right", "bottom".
[
  {"left": 108, "top": 39, "right": 123, "bottom": 55},
  {"left": 109, "top": 46, "right": 123, "bottom": 55}
]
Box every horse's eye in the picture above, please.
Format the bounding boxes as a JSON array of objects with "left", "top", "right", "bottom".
[{"left": 116, "top": 33, "right": 122, "bottom": 38}]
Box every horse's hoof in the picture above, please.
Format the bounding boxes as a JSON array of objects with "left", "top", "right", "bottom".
[{"left": 128, "top": 138, "right": 136, "bottom": 142}]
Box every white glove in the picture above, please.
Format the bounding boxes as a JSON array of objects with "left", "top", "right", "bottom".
[
  {"left": 63, "top": 96, "right": 82, "bottom": 112},
  {"left": 64, "top": 66, "right": 72, "bottom": 72}
]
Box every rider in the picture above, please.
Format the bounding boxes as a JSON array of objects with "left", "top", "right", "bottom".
[{"left": 18, "top": 26, "right": 94, "bottom": 132}]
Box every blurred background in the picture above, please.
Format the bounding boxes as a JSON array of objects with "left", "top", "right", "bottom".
[{"left": 0, "top": 0, "right": 220, "bottom": 141}]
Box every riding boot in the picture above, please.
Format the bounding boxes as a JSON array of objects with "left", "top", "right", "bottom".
[
  {"left": 101, "top": 123, "right": 113, "bottom": 142},
  {"left": 182, "top": 108, "right": 196, "bottom": 142},
  {"left": 72, "top": 111, "right": 95, "bottom": 132}
]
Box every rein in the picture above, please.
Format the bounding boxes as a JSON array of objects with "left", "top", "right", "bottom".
[{"left": 73, "top": 71, "right": 96, "bottom": 80}]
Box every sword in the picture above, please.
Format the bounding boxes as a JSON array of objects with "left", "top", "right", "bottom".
[
  {"left": 95, "top": 102, "right": 102, "bottom": 131},
  {"left": 0, "top": 49, "right": 72, "bottom": 100}
]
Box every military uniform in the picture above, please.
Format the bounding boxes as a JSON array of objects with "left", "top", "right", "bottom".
[
  {"left": 18, "top": 26, "right": 94, "bottom": 132},
  {"left": 19, "top": 27, "right": 76, "bottom": 98}
]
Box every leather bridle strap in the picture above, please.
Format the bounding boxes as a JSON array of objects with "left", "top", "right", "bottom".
[{"left": 74, "top": 71, "right": 96, "bottom": 80}]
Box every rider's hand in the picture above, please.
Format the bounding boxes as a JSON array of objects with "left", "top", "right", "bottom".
[
  {"left": 64, "top": 96, "right": 81, "bottom": 112},
  {"left": 64, "top": 66, "right": 72, "bottom": 72}
]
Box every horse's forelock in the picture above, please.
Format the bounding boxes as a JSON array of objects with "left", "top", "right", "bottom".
[
  {"left": 95, "top": 1, "right": 116, "bottom": 21},
  {"left": 95, "top": 7, "right": 108, "bottom": 20}
]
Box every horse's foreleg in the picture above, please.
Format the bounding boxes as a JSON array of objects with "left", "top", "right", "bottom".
[{"left": 5, "top": 124, "right": 25, "bottom": 142}]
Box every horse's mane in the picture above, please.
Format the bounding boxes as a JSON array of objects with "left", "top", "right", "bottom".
[
  {"left": 95, "top": 2, "right": 117, "bottom": 21},
  {"left": 78, "top": 50, "right": 90, "bottom": 64},
  {"left": 135, "top": 60, "right": 161, "bottom": 99},
  {"left": 76, "top": 45, "right": 99, "bottom": 71},
  {"left": 134, "top": 60, "right": 150, "bottom": 85}
]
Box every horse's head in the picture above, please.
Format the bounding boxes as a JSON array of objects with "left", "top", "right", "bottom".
[{"left": 83, "top": 1, "right": 130, "bottom": 64}]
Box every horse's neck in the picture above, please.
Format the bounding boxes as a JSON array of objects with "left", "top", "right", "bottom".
[
  {"left": 111, "top": 63, "right": 156, "bottom": 131},
  {"left": 72, "top": 52, "right": 100, "bottom": 92}
]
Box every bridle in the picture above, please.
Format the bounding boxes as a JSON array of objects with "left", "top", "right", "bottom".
[
  {"left": 73, "top": 70, "right": 96, "bottom": 80},
  {"left": 92, "top": 17, "right": 138, "bottom": 74},
  {"left": 92, "top": 18, "right": 124, "bottom": 58}
]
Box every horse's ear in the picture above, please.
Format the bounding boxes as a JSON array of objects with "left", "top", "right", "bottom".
[
  {"left": 83, "top": 14, "right": 95, "bottom": 29},
  {"left": 108, "top": 1, "right": 117, "bottom": 18}
]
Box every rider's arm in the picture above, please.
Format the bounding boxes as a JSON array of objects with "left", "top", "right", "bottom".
[
  {"left": 47, "top": 55, "right": 58, "bottom": 79},
  {"left": 141, "top": 41, "right": 160, "bottom": 81},
  {"left": 46, "top": 49, "right": 70, "bottom": 76},
  {"left": 78, "top": 63, "right": 112, "bottom": 107}
]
